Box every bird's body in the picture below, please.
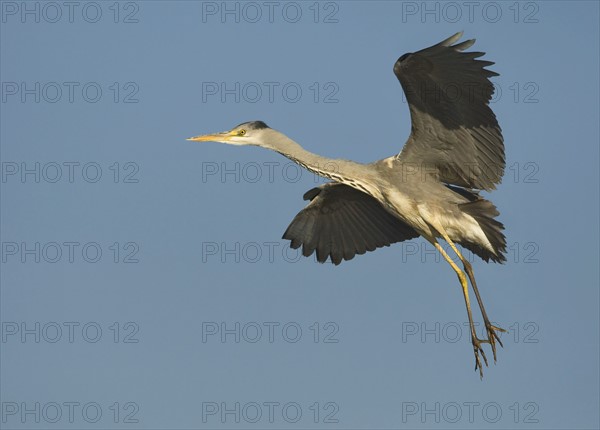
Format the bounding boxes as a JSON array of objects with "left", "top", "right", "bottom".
[
  {"left": 254, "top": 129, "right": 505, "bottom": 265},
  {"left": 189, "top": 32, "right": 507, "bottom": 377}
]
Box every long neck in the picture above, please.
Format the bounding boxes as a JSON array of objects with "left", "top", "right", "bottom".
[{"left": 262, "top": 131, "right": 379, "bottom": 195}]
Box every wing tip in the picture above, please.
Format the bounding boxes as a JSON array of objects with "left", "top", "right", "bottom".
[
  {"left": 437, "top": 31, "right": 477, "bottom": 52},
  {"left": 437, "top": 31, "right": 463, "bottom": 47},
  {"left": 454, "top": 38, "right": 476, "bottom": 51}
]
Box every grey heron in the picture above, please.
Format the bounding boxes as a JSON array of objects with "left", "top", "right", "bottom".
[{"left": 188, "top": 32, "right": 506, "bottom": 378}]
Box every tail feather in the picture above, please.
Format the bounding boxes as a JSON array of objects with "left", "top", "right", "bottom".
[{"left": 459, "top": 199, "right": 506, "bottom": 263}]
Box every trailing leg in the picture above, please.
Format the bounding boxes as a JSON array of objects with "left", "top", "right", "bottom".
[{"left": 431, "top": 240, "right": 489, "bottom": 378}]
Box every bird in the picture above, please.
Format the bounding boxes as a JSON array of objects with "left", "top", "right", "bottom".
[{"left": 188, "top": 32, "right": 506, "bottom": 378}]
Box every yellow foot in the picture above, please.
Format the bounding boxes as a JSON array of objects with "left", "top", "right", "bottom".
[
  {"left": 484, "top": 322, "right": 506, "bottom": 363},
  {"left": 472, "top": 336, "right": 489, "bottom": 379}
]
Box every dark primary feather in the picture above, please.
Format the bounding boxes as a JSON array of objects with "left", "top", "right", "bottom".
[
  {"left": 282, "top": 183, "right": 419, "bottom": 265},
  {"left": 394, "top": 32, "right": 505, "bottom": 191}
]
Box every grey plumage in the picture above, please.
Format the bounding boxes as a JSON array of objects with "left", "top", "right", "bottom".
[{"left": 189, "top": 32, "right": 508, "bottom": 377}]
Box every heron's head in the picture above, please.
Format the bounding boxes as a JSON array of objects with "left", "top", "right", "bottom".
[{"left": 187, "top": 121, "right": 271, "bottom": 147}]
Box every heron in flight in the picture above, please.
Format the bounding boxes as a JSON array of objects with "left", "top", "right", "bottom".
[{"left": 188, "top": 32, "right": 506, "bottom": 378}]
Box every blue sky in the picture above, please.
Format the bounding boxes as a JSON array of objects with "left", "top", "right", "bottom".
[{"left": 1, "top": 1, "right": 599, "bottom": 429}]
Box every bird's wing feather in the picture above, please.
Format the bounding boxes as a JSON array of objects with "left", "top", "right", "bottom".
[
  {"left": 282, "top": 183, "right": 419, "bottom": 265},
  {"left": 394, "top": 32, "right": 504, "bottom": 190}
]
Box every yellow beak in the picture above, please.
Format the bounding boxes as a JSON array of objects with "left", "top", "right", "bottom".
[{"left": 186, "top": 132, "right": 230, "bottom": 142}]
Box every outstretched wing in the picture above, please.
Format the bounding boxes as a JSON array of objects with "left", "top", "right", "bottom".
[
  {"left": 282, "top": 183, "right": 419, "bottom": 265},
  {"left": 394, "top": 32, "right": 504, "bottom": 190}
]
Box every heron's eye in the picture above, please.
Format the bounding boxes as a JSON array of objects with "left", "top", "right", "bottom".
[{"left": 238, "top": 129, "right": 246, "bottom": 136}]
